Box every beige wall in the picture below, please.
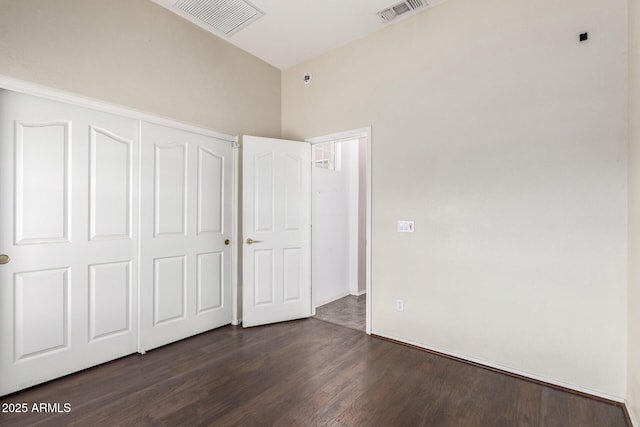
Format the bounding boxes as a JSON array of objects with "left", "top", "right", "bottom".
[
  {"left": 283, "top": 0, "right": 628, "bottom": 398},
  {"left": 629, "top": 0, "right": 640, "bottom": 422},
  {"left": 0, "top": 0, "right": 281, "bottom": 137}
]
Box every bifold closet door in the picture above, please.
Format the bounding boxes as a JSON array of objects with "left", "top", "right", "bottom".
[
  {"left": 139, "top": 122, "right": 233, "bottom": 352},
  {"left": 0, "top": 90, "right": 139, "bottom": 396}
]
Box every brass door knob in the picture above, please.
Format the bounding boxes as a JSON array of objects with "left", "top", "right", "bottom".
[
  {"left": 246, "top": 238, "right": 262, "bottom": 245},
  {"left": 0, "top": 254, "right": 10, "bottom": 264},
  {"left": 224, "top": 239, "right": 230, "bottom": 246}
]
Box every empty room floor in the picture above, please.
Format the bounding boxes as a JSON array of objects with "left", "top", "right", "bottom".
[
  {"left": 314, "top": 294, "right": 366, "bottom": 332},
  {"left": 0, "top": 318, "right": 628, "bottom": 426}
]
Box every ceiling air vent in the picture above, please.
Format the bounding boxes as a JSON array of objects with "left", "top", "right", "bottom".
[
  {"left": 153, "top": 0, "right": 265, "bottom": 37},
  {"left": 377, "top": 0, "right": 427, "bottom": 23}
]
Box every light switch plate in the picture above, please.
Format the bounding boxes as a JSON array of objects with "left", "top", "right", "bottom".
[{"left": 397, "top": 220, "right": 414, "bottom": 233}]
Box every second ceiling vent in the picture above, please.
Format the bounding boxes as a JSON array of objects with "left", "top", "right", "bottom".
[{"left": 377, "top": 0, "right": 427, "bottom": 23}]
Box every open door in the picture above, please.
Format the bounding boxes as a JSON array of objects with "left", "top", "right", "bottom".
[{"left": 242, "top": 136, "right": 311, "bottom": 327}]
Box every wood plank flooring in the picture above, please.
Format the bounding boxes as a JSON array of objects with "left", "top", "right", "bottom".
[{"left": 0, "top": 318, "right": 629, "bottom": 426}]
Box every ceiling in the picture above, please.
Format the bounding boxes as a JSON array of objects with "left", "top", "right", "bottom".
[{"left": 152, "top": 0, "right": 447, "bottom": 70}]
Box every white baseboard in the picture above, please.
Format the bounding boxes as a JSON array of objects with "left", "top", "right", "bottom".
[
  {"left": 627, "top": 400, "right": 639, "bottom": 427},
  {"left": 350, "top": 289, "right": 366, "bottom": 296},
  {"left": 315, "top": 291, "right": 351, "bottom": 308},
  {"left": 373, "top": 331, "right": 625, "bottom": 404}
]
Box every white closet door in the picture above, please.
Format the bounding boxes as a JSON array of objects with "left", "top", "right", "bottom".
[
  {"left": 139, "top": 122, "right": 233, "bottom": 352},
  {"left": 0, "top": 89, "right": 138, "bottom": 396}
]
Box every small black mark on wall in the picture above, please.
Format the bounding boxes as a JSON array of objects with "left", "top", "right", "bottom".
[{"left": 579, "top": 32, "right": 588, "bottom": 42}]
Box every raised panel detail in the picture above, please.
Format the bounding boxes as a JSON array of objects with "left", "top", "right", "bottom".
[
  {"left": 197, "top": 146, "right": 223, "bottom": 234},
  {"left": 254, "top": 152, "right": 274, "bottom": 232},
  {"left": 284, "top": 154, "right": 302, "bottom": 231},
  {"left": 283, "top": 248, "right": 302, "bottom": 302},
  {"left": 153, "top": 256, "right": 186, "bottom": 325},
  {"left": 154, "top": 144, "right": 187, "bottom": 236},
  {"left": 15, "top": 122, "right": 70, "bottom": 244},
  {"left": 254, "top": 249, "right": 274, "bottom": 306},
  {"left": 15, "top": 268, "right": 69, "bottom": 361},
  {"left": 196, "top": 252, "right": 223, "bottom": 313},
  {"left": 89, "top": 261, "right": 131, "bottom": 341},
  {"left": 90, "top": 127, "right": 132, "bottom": 240}
]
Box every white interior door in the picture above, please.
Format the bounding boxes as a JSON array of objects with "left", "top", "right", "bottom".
[
  {"left": 140, "top": 122, "right": 233, "bottom": 351},
  {"left": 242, "top": 136, "right": 311, "bottom": 327},
  {"left": 0, "top": 89, "right": 138, "bottom": 396}
]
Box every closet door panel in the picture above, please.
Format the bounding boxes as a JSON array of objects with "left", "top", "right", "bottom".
[
  {"left": 0, "top": 89, "right": 138, "bottom": 396},
  {"left": 140, "top": 122, "right": 233, "bottom": 352}
]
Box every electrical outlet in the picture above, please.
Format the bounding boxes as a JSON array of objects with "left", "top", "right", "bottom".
[{"left": 396, "top": 299, "right": 404, "bottom": 312}]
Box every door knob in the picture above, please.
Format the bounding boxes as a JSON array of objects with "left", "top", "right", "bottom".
[
  {"left": 0, "top": 254, "right": 10, "bottom": 264},
  {"left": 246, "top": 238, "right": 262, "bottom": 245},
  {"left": 224, "top": 239, "right": 230, "bottom": 246}
]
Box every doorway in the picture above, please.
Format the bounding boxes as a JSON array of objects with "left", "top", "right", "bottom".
[{"left": 307, "top": 128, "right": 371, "bottom": 333}]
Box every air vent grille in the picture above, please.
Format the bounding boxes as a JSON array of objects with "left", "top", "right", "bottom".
[
  {"left": 406, "top": 0, "right": 425, "bottom": 9},
  {"left": 173, "top": 0, "right": 264, "bottom": 36},
  {"left": 378, "top": 0, "right": 427, "bottom": 23}
]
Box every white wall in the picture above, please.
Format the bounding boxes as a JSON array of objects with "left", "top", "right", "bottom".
[
  {"left": 628, "top": 0, "right": 640, "bottom": 422},
  {"left": 283, "top": 0, "right": 628, "bottom": 398},
  {"left": 0, "top": 0, "right": 281, "bottom": 137},
  {"left": 313, "top": 141, "right": 360, "bottom": 305}
]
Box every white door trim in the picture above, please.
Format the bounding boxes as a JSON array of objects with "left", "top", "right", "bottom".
[
  {"left": 231, "top": 138, "right": 241, "bottom": 325},
  {"left": 306, "top": 127, "right": 372, "bottom": 335}
]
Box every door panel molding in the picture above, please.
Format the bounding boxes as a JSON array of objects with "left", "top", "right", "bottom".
[
  {"left": 15, "top": 121, "right": 71, "bottom": 245},
  {"left": 153, "top": 144, "right": 188, "bottom": 237},
  {"left": 14, "top": 267, "right": 70, "bottom": 361},
  {"left": 89, "top": 260, "right": 132, "bottom": 341},
  {"left": 89, "top": 126, "right": 133, "bottom": 241}
]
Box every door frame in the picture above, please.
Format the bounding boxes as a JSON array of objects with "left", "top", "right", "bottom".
[{"left": 306, "top": 127, "right": 372, "bottom": 334}]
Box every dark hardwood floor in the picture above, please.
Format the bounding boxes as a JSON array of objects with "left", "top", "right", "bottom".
[{"left": 0, "top": 318, "right": 629, "bottom": 426}]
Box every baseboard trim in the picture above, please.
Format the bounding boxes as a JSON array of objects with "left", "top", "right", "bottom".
[
  {"left": 372, "top": 333, "right": 626, "bottom": 408},
  {"left": 350, "top": 290, "right": 366, "bottom": 296},
  {"left": 315, "top": 291, "right": 351, "bottom": 308},
  {"left": 624, "top": 401, "right": 639, "bottom": 427}
]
